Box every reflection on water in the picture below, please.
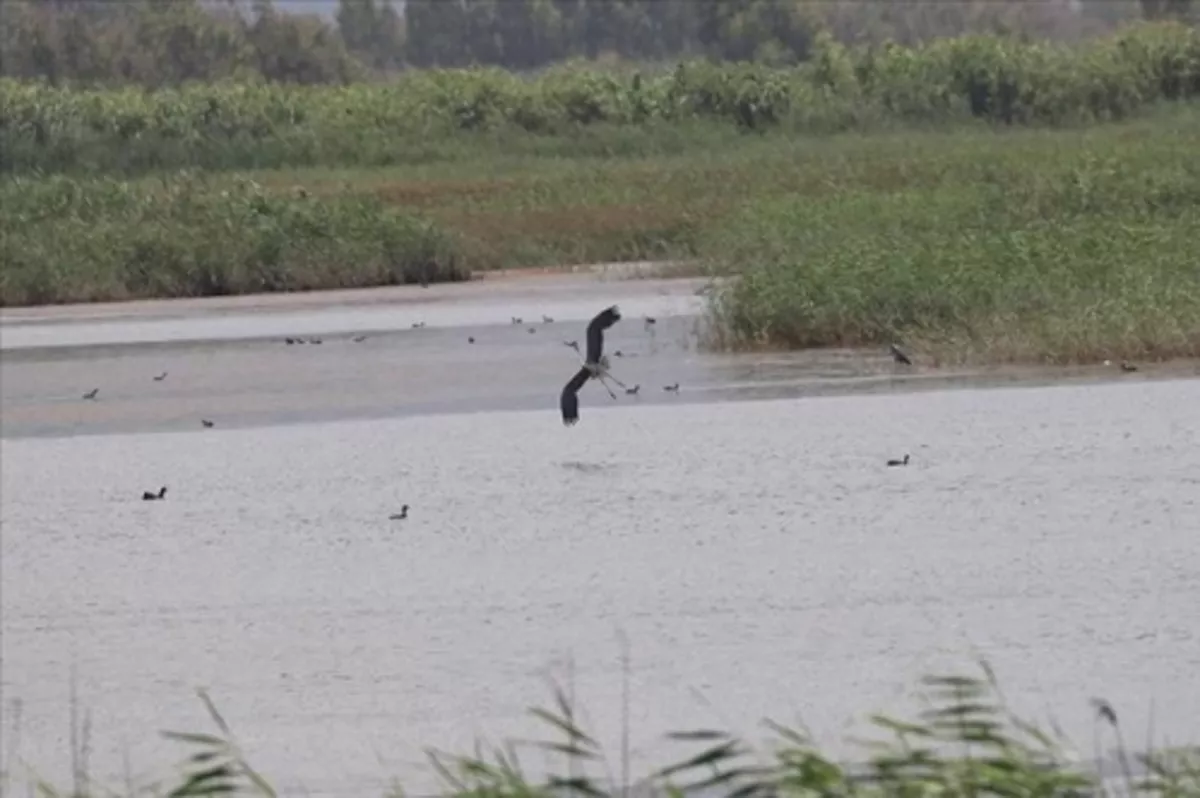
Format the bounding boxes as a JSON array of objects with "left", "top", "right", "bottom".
[{"left": 3, "top": 377, "right": 1199, "bottom": 797}]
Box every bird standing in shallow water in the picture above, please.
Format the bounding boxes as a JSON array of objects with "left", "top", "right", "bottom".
[
  {"left": 887, "top": 454, "right": 910, "bottom": 467},
  {"left": 142, "top": 486, "right": 167, "bottom": 500},
  {"left": 201, "top": 419, "right": 214, "bottom": 428},
  {"left": 663, "top": 383, "right": 679, "bottom": 393},
  {"left": 83, "top": 388, "right": 99, "bottom": 400},
  {"left": 389, "top": 505, "right": 409, "bottom": 520}
]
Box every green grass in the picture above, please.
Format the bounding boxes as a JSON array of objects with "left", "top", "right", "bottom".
[
  {"left": 698, "top": 108, "right": 1200, "bottom": 365},
  {"left": 8, "top": 663, "right": 1200, "bottom": 798},
  {"left": 0, "top": 171, "right": 468, "bottom": 306},
  {"left": 3, "top": 20, "right": 1199, "bottom": 177},
  {"left": 3, "top": 100, "right": 1198, "bottom": 367}
]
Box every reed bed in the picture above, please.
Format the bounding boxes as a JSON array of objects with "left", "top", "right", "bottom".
[
  {"left": 697, "top": 110, "right": 1200, "bottom": 365},
  {"left": 2, "top": 21, "right": 1198, "bottom": 176},
  {"left": 8, "top": 664, "right": 1200, "bottom": 797},
  {"left": 4, "top": 103, "right": 1199, "bottom": 322},
  {"left": 0, "top": 171, "right": 467, "bottom": 306}
]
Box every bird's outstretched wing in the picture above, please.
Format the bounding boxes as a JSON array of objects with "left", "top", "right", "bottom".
[
  {"left": 560, "top": 365, "right": 593, "bottom": 426},
  {"left": 584, "top": 305, "right": 621, "bottom": 365}
]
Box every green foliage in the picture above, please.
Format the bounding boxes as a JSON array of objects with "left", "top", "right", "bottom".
[
  {"left": 0, "top": 171, "right": 467, "bottom": 306},
  {"left": 2, "top": 0, "right": 1157, "bottom": 89},
  {"left": 701, "top": 112, "right": 1200, "bottom": 365},
  {"left": 2, "top": 21, "right": 1199, "bottom": 177},
  {"left": 0, "top": 0, "right": 364, "bottom": 88}
]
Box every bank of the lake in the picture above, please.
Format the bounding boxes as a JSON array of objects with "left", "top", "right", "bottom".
[{"left": 3, "top": 21, "right": 1199, "bottom": 362}]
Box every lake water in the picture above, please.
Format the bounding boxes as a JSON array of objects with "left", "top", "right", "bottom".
[{"left": 3, "top": 274, "right": 1199, "bottom": 797}]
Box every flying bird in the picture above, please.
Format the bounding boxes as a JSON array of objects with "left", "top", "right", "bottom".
[
  {"left": 560, "top": 305, "right": 630, "bottom": 426},
  {"left": 889, "top": 344, "right": 913, "bottom": 365}
]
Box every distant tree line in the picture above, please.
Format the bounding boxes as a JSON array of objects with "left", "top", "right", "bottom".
[{"left": 0, "top": 0, "right": 1192, "bottom": 87}]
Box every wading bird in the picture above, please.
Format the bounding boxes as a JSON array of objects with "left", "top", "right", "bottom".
[
  {"left": 560, "top": 305, "right": 630, "bottom": 426},
  {"left": 142, "top": 486, "right": 167, "bottom": 501},
  {"left": 201, "top": 419, "right": 214, "bottom": 428},
  {"left": 887, "top": 454, "right": 910, "bottom": 467},
  {"left": 663, "top": 383, "right": 679, "bottom": 393},
  {"left": 153, "top": 372, "right": 168, "bottom": 381},
  {"left": 83, "top": 388, "right": 99, "bottom": 400},
  {"left": 389, "top": 505, "right": 409, "bottom": 520}
]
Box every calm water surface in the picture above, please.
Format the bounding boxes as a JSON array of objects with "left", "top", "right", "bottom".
[{"left": 3, "top": 276, "right": 1199, "bottom": 797}]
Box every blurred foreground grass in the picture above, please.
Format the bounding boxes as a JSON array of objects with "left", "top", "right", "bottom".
[{"left": 7, "top": 663, "right": 1200, "bottom": 798}]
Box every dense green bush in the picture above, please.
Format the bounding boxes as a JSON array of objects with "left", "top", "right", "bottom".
[
  {"left": 2, "top": 22, "right": 1198, "bottom": 176},
  {"left": 701, "top": 131, "right": 1200, "bottom": 364},
  {"left": 0, "top": 172, "right": 467, "bottom": 306}
]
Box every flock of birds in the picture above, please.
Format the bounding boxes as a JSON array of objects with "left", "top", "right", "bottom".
[
  {"left": 107, "top": 305, "right": 671, "bottom": 511},
  {"left": 95, "top": 303, "right": 1143, "bottom": 506},
  {"left": 559, "top": 305, "right": 917, "bottom": 468}
]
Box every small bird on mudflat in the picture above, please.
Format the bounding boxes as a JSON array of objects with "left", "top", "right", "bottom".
[
  {"left": 83, "top": 388, "right": 99, "bottom": 400},
  {"left": 201, "top": 419, "right": 214, "bottom": 428},
  {"left": 153, "top": 372, "right": 168, "bottom": 381},
  {"left": 887, "top": 454, "right": 910, "bottom": 467},
  {"left": 142, "top": 486, "right": 167, "bottom": 501},
  {"left": 626, "top": 385, "right": 641, "bottom": 395},
  {"left": 663, "top": 383, "right": 679, "bottom": 393},
  {"left": 389, "top": 505, "right": 409, "bottom": 520}
]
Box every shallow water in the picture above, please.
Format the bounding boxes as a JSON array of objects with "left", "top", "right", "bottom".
[{"left": 3, "top": 276, "right": 1200, "bottom": 797}]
